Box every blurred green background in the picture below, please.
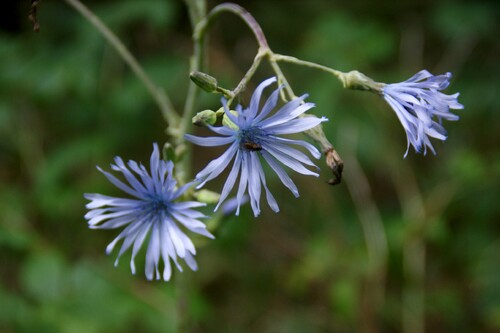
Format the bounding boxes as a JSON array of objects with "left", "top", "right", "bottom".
[{"left": 1, "top": 0, "right": 499, "bottom": 332}]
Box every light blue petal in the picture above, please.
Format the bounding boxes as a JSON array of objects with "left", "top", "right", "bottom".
[
  {"left": 145, "top": 222, "right": 161, "bottom": 280},
  {"left": 235, "top": 152, "right": 249, "bottom": 216},
  {"left": 262, "top": 151, "right": 299, "bottom": 197},
  {"left": 267, "top": 116, "right": 327, "bottom": 135},
  {"left": 97, "top": 166, "right": 145, "bottom": 199},
  {"left": 215, "top": 150, "right": 242, "bottom": 212},
  {"left": 252, "top": 85, "right": 281, "bottom": 123},
  {"left": 195, "top": 142, "right": 238, "bottom": 188},
  {"left": 259, "top": 100, "right": 314, "bottom": 128},
  {"left": 184, "top": 134, "right": 235, "bottom": 147},
  {"left": 247, "top": 77, "right": 277, "bottom": 120},
  {"left": 270, "top": 136, "right": 321, "bottom": 159},
  {"left": 247, "top": 152, "right": 262, "bottom": 217},
  {"left": 265, "top": 145, "right": 319, "bottom": 177},
  {"left": 265, "top": 141, "right": 317, "bottom": 168},
  {"left": 254, "top": 152, "right": 279, "bottom": 213}
]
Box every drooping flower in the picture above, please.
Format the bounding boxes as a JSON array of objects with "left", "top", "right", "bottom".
[
  {"left": 84, "top": 143, "right": 213, "bottom": 281},
  {"left": 185, "top": 77, "right": 327, "bottom": 217},
  {"left": 382, "top": 70, "right": 463, "bottom": 156}
]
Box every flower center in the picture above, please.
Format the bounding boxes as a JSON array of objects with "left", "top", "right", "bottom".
[
  {"left": 239, "top": 127, "right": 264, "bottom": 151},
  {"left": 149, "top": 198, "right": 169, "bottom": 214}
]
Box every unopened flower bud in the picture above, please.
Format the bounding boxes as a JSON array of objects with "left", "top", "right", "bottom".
[
  {"left": 193, "top": 189, "right": 220, "bottom": 204},
  {"left": 190, "top": 71, "right": 218, "bottom": 93},
  {"left": 192, "top": 110, "right": 217, "bottom": 127}
]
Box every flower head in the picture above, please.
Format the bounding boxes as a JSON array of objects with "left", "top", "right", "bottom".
[
  {"left": 185, "top": 77, "right": 327, "bottom": 217},
  {"left": 84, "top": 144, "right": 213, "bottom": 281},
  {"left": 382, "top": 70, "right": 463, "bottom": 156}
]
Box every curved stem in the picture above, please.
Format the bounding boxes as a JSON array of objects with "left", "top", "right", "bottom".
[
  {"left": 63, "top": 0, "right": 179, "bottom": 127},
  {"left": 191, "top": 2, "right": 271, "bottom": 107},
  {"left": 196, "top": 2, "right": 269, "bottom": 49}
]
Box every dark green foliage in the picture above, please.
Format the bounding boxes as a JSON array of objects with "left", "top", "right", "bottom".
[{"left": 0, "top": 0, "right": 498, "bottom": 332}]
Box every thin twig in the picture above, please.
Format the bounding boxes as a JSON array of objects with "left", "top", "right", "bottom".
[{"left": 63, "top": 0, "right": 179, "bottom": 127}]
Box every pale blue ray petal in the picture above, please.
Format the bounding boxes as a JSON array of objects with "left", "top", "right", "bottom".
[
  {"left": 207, "top": 124, "right": 236, "bottom": 136},
  {"left": 268, "top": 116, "right": 327, "bottom": 135},
  {"left": 247, "top": 77, "right": 277, "bottom": 119},
  {"left": 215, "top": 150, "right": 242, "bottom": 212},
  {"left": 260, "top": 101, "right": 314, "bottom": 128},
  {"left": 184, "top": 134, "right": 235, "bottom": 147},
  {"left": 270, "top": 136, "right": 321, "bottom": 159},
  {"left": 112, "top": 156, "right": 148, "bottom": 194},
  {"left": 170, "top": 210, "right": 207, "bottom": 230},
  {"left": 265, "top": 145, "right": 319, "bottom": 177},
  {"left": 252, "top": 85, "right": 281, "bottom": 123},
  {"left": 254, "top": 153, "right": 279, "bottom": 213},
  {"left": 247, "top": 153, "right": 262, "bottom": 217},
  {"left": 195, "top": 142, "right": 238, "bottom": 188},
  {"left": 235, "top": 152, "right": 249, "bottom": 216},
  {"left": 97, "top": 167, "right": 145, "bottom": 199},
  {"left": 90, "top": 215, "right": 137, "bottom": 230},
  {"left": 184, "top": 251, "right": 198, "bottom": 271},
  {"left": 159, "top": 220, "right": 173, "bottom": 281},
  {"left": 405, "top": 70, "right": 432, "bottom": 83},
  {"left": 262, "top": 151, "right": 299, "bottom": 197},
  {"left": 145, "top": 222, "right": 161, "bottom": 280},
  {"left": 167, "top": 220, "right": 186, "bottom": 258},
  {"left": 266, "top": 141, "right": 318, "bottom": 168},
  {"left": 84, "top": 194, "right": 143, "bottom": 209},
  {"left": 129, "top": 222, "right": 152, "bottom": 275}
]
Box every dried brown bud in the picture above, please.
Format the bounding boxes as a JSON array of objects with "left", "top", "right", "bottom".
[{"left": 325, "top": 147, "right": 344, "bottom": 185}]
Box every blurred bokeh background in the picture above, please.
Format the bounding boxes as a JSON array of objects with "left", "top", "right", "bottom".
[{"left": 1, "top": 0, "right": 499, "bottom": 332}]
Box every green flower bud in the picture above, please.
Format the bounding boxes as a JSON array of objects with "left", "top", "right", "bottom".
[
  {"left": 193, "top": 189, "right": 220, "bottom": 204},
  {"left": 192, "top": 109, "right": 217, "bottom": 127},
  {"left": 190, "top": 71, "right": 218, "bottom": 93}
]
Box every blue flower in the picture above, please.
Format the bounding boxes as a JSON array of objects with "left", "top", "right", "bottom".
[
  {"left": 185, "top": 77, "right": 327, "bottom": 217},
  {"left": 382, "top": 70, "right": 463, "bottom": 156},
  {"left": 84, "top": 143, "right": 213, "bottom": 281}
]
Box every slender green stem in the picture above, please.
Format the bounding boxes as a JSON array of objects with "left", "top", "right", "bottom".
[
  {"left": 273, "top": 53, "right": 345, "bottom": 80},
  {"left": 272, "top": 53, "right": 384, "bottom": 92},
  {"left": 63, "top": 0, "right": 179, "bottom": 127},
  {"left": 181, "top": 6, "right": 206, "bottom": 135},
  {"left": 268, "top": 57, "right": 297, "bottom": 102},
  {"left": 226, "top": 49, "right": 266, "bottom": 106},
  {"left": 174, "top": 0, "right": 209, "bottom": 185}
]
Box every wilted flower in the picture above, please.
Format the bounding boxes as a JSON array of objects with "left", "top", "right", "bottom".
[
  {"left": 84, "top": 144, "right": 213, "bottom": 281},
  {"left": 185, "top": 77, "right": 327, "bottom": 217},
  {"left": 382, "top": 70, "right": 463, "bottom": 156}
]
